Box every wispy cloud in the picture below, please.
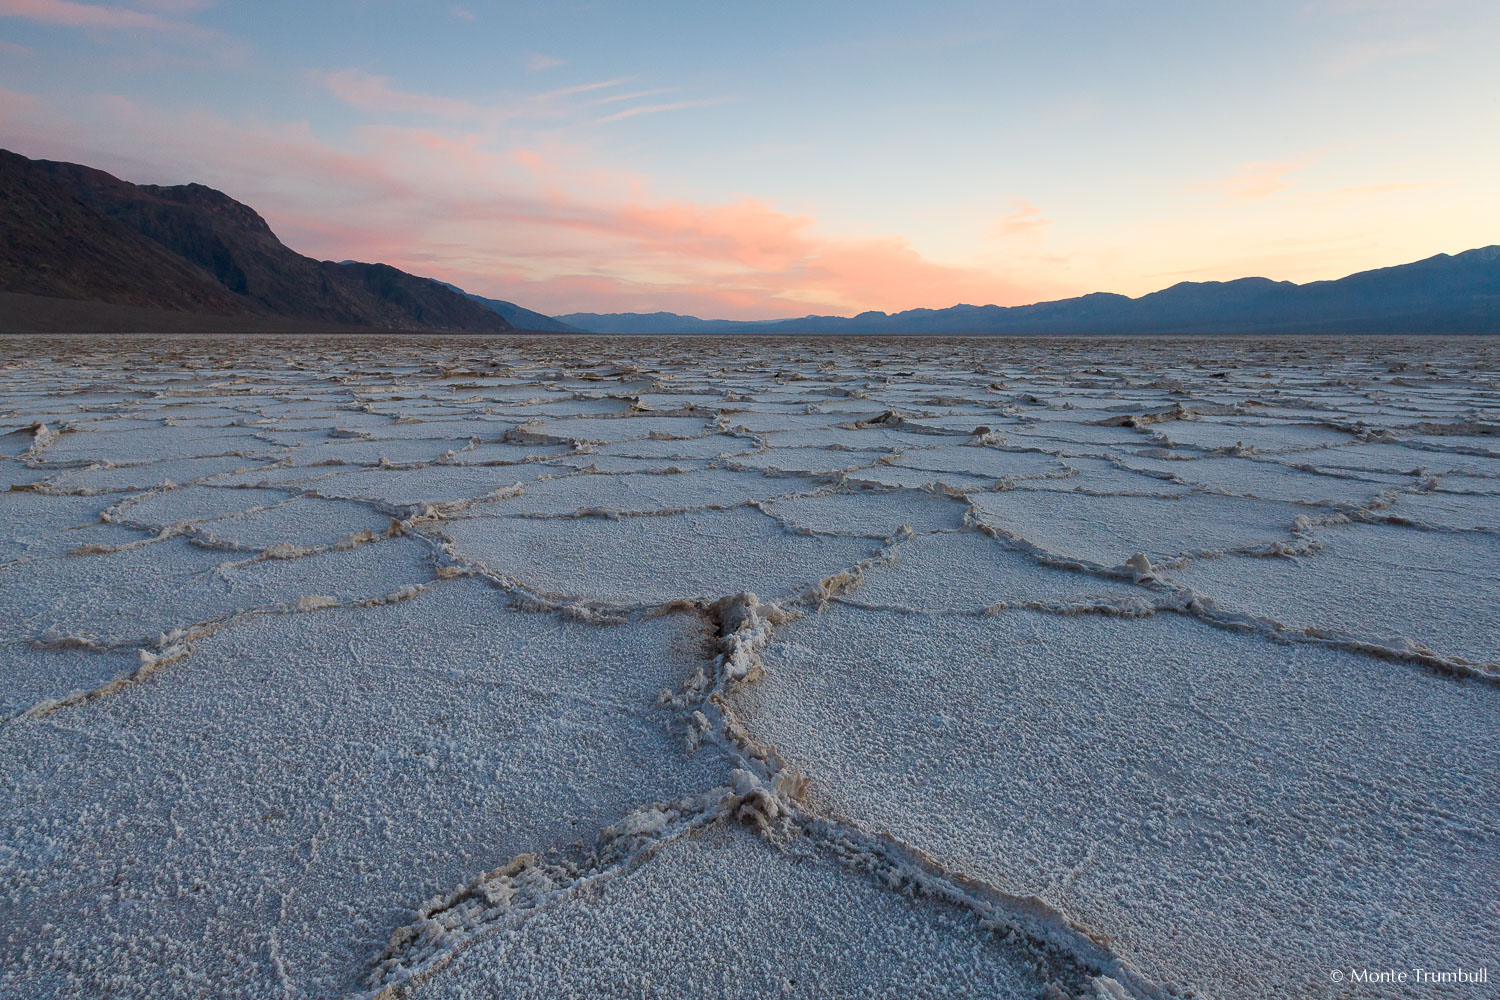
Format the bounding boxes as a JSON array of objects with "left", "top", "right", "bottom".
[
  {"left": 1202, "top": 170, "right": 1447, "bottom": 211},
  {"left": 313, "top": 68, "right": 726, "bottom": 133},
  {"left": 448, "top": 5, "right": 474, "bottom": 21},
  {"left": 134, "top": 0, "right": 213, "bottom": 11},
  {"left": 1325, "top": 36, "right": 1437, "bottom": 73},
  {"left": 536, "top": 77, "right": 633, "bottom": 100},
  {"left": 315, "top": 70, "right": 656, "bottom": 129},
  {"left": 1218, "top": 157, "right": 1319, "bottom": 200},
  {"left": 1304, "top": 0, "right": 1453, "bottom": 74},
  {"left": 991, "top": 199, "right": 1051, "bottom": 238},
  {"left": 588, "top": 87, "right": 674, "bottom": 106},
  {"left": 594, "top": 98, "right": 729, "bottom": 125},
  {"left": 1305, "top": 178, "right": 1452, "bottom": 205},
  {"left": 0, "top": 0, "right": 212, "bottom": 37},
  {"left": 525, "top": 52, "right": 563, "bottom": 71},
  {"left": 0, "top": 0, "right": 246, "bottom": 63},
  {"left": 316, "top": 68, "right": 490, "bottom": 121}
]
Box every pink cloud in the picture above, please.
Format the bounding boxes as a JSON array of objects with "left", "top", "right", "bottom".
[
  {"left": 991, "top": 199, "right": 1052, "bottom": 238},
  {"left": 0, "top": 87, "right": 1038, "bottom": 318},
  {"left": 1218, "top": 158, "right": 1318, "bottom": 200},
  {"left": 0, "top": 0, "right": 211, "bottom": 36},
  {"left": 613, "top": 198, "right": 816, "bottom": 270}
]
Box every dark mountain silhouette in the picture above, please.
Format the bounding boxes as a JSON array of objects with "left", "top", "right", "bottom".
[
  {"left": 0, "top": 149, "right": 512, "bottom": 333},
  {"left": 435, "top": 282, "right": 583, "bottom": 333},
  {"left": 557, "top": 248, "right": 1500, "bottom": 335},
  {"left": 0, "top": 150, "right": 251, "bottom": 316}
]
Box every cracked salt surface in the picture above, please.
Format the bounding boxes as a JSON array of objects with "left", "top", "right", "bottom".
[
  {"left": 729, "top": 608, "right": 1500, "bottom": 1000},
  {"left": 0, "top": 334, "right": 1497, "bottom": 999},
  {"left": 1163, "top": 520, "right": 1500, "bottom": 666},
  {"left": 842, "top": 530, "right": 1151, "bottom": 614},
  {"left": 0, "top": 536, "right": 436, "bottom": 649},
  {"left": 405, "top": 823, "right": 1082, "bottom": 1000},
  {"left": 1, "top": 580, "right": 720, "bottom": 997},
  {"left": 1117, "top": 453, "right": 1403, "bottom": 503},
  {"left": 968, "top": 489, "right": 1313, "bottom": 569},
  {"left": 439, "top": 507, "right": 881, "bottom": 608}
]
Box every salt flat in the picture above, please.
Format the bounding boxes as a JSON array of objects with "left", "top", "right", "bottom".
[{"left": 0, "top": 334, "right": 1496, "bottom": 1000}]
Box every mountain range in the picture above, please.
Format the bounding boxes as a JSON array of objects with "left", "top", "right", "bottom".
[
  {"left": 435, "top": 283, "right": 583, "bottom": 333},
  {"left": 560, "top": 247, "right": 1500, "bottom": 335},
  {"left": 0, "top": 149, "right": 511, "bottom": 334},
  {"left": 2, "top": 148, "right": 1496, "bottom": 335}
]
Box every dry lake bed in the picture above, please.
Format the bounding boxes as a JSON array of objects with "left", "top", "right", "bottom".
[{"left": 1, "top": 334, "right": 1496, "bottom": 999}]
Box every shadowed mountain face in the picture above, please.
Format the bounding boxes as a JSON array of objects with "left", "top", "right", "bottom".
[
  {"left": 0, "top": 151, "right": 251, "bottom": 316},
  {"left": 0, "top": 149, "right": 511, "bottom": 333},
  {"left": 558, "top": 249, "right": 1500, "bottom": 335}
]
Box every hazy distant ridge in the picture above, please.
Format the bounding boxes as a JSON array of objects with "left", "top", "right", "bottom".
[
  {"left": 558, "top": 247, "right": 1500, "bottom": 335},
  {"left": 436, "top": 283, "right": 583, "bottom": 333}
]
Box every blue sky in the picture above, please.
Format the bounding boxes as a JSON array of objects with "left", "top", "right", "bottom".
[{"left": 2, "top": 0, "right": 1498, "bottom": 317}]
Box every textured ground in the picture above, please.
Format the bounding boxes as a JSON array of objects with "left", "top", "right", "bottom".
[{"left": 0, "top": 334, "right": 1496, "bottom": 1000}]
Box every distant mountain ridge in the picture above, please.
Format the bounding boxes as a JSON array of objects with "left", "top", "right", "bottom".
[
  {"left": 0, "top": 149, "right": 512, "bottom": 333},
  {"left": 558, "top": 247, "right": 1500, "bottom": 335},
  {"left": 435, "top": 283, "right": 584, "bottom": 333},
  {"left": 4, "top": 147, "right": 1496, "bottom": 336}
]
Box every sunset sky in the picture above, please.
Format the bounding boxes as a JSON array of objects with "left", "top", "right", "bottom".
[{"left": 2, "top": 0, "right": 1498, "bottom": 318}]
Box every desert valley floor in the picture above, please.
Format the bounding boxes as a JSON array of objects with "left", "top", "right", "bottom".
[{"left": 0, "top": 334, "right": 1496, "bottom": 999}]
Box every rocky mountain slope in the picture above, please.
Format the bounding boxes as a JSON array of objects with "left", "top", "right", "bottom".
[{"left": 0, "top": 149, "right": 512, "bottom": 333}]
